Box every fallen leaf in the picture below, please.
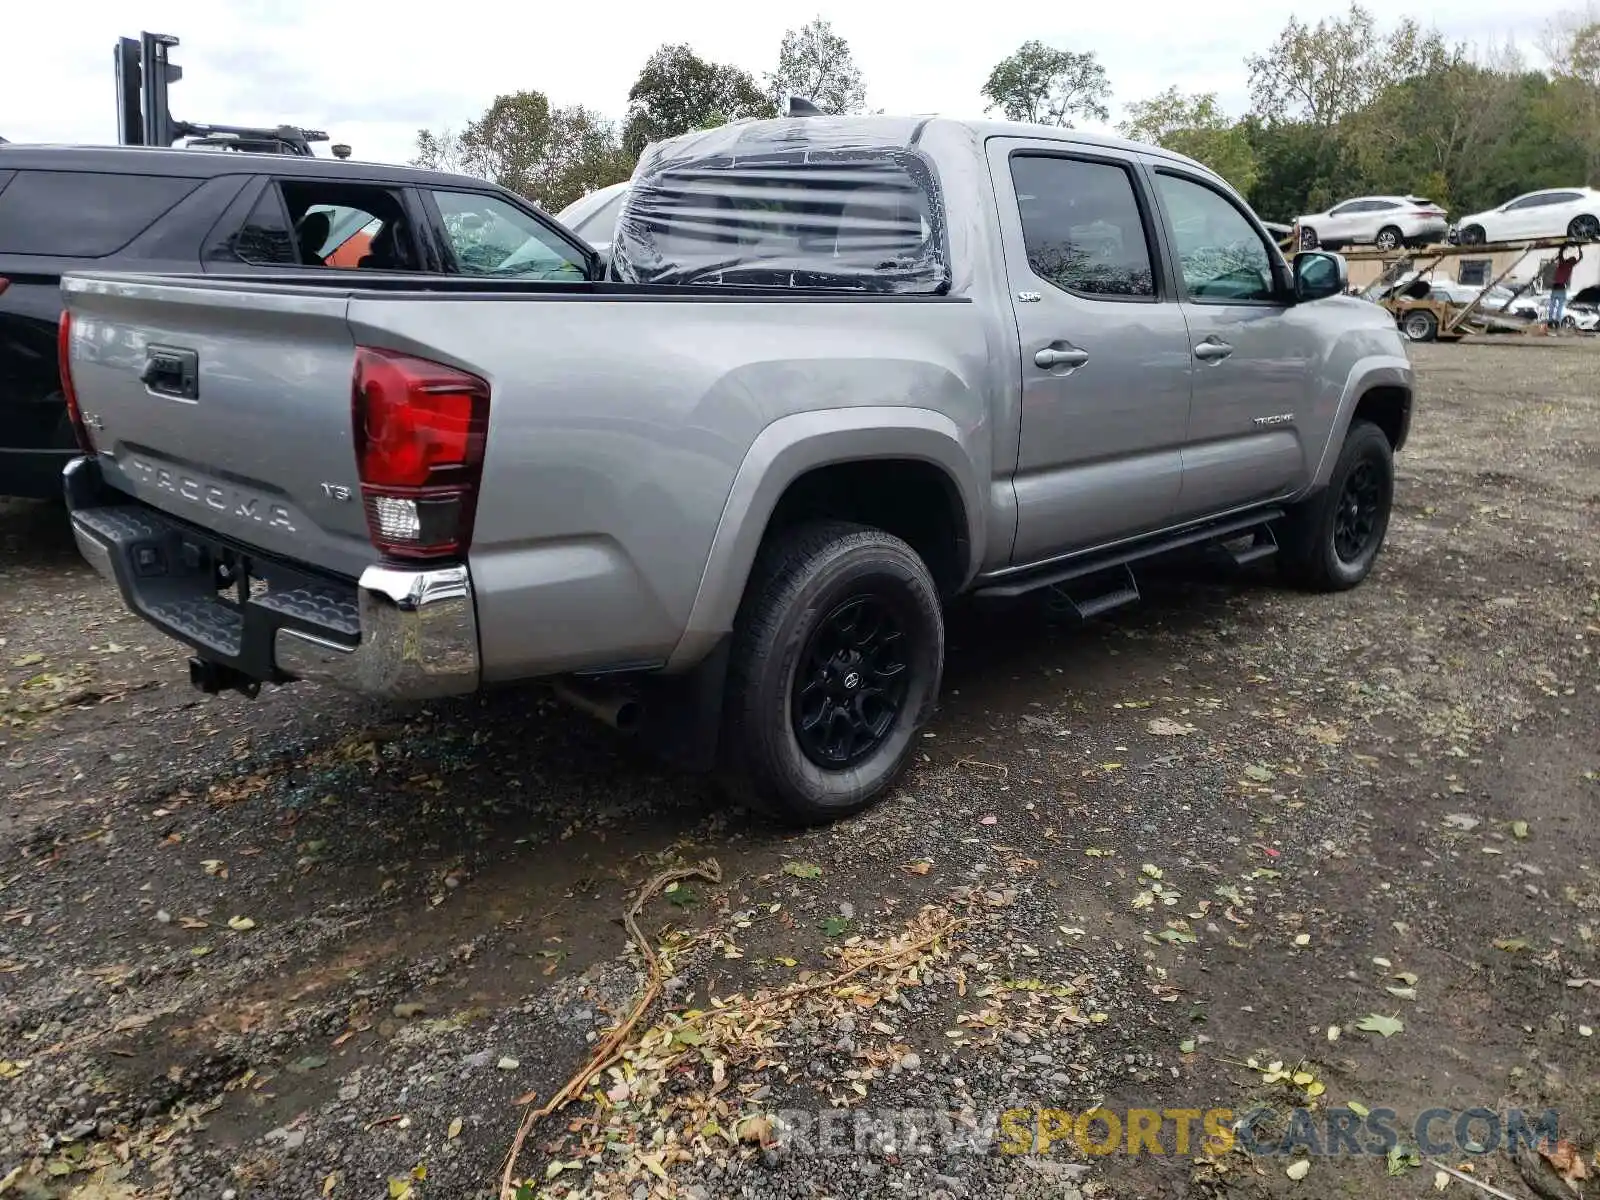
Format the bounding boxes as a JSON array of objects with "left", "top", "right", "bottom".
[
  {"left": 1493, "top": 937, "right": 1529, "bottom": 953},
  {"left": 227, "top": 916, "right": 256, "bottom": 932},
  {"left": 1443, "top": 813, "right": 1480, "bottom": 831},
  {"left": 1244, "top": 764, "right": 1275, "bottom": 782},
  {"left": 178, "top": 917, "right": 209, "bottom": 930},
  {"left": 1434, "top": 1168, "right": 1450, "bottom": 1191},
  {"left": 1286, "top": 1159, "right": 1311, "bottom": 1181},
  {"left": 1293, "top": 933, "right": 1310, "bottom": 947},
  {"left": 1539, "top": 1139, "right": 1588, "bottom": 1188},
  {"left": 979, "top": 815, "right": 998, "bottom": 826},
  {"left": 496, "top": 1057, "right": 520, "bottom": 1070},
  {"left": 900, "top": 861, "right": 932, "bottom": 875},
  {"left": 1386, "top": 986, "right": 1417, "bottom": 1001},
  {"left": 1147, "top": 718, "right": 1196, "bottom": 736},
  {"left": 387, "top": 1180, "right": 412, "bottom": 1200},
  {"left": 1356, "top": 1013, "right": 1404, "bottom": 1038},
  {"left": 1327, "top": 1026, "right": 1340, "bottom": 1041},
  {"left": 1347, "top": 1101, "right": 1370, "bottom": 1118},
  {"left": 821, "top": 916, "right": 851, "bottom": 938},
  {"left": 782, "top": 862, "right": 822, "bottom": 879},
  {"left": 1512, "top": 820, "right": 1530, "bottom": 840},
  {"left": 287, "top": 1055, "right": 329, "bottom": 1074}
]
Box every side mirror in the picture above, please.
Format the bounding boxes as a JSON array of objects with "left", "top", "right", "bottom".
[{"left": 1294, "top": 250, "right": 1347, "bottom": 303}]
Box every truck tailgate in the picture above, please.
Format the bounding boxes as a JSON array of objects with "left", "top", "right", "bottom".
[{"left": 62, "top": 274, "right": 373, "bottom": 580}]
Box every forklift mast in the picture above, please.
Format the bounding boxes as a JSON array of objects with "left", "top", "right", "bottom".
[{"left": 115, "top": 32, "right": 334, "bottom": 157}]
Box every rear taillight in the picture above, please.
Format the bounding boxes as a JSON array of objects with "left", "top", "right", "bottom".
[
  {"left": 351, "top": 346, "right": 489, "bottom": 561},
  {"left": 57, "top": 311, "right": 95, "bottom": 453}
]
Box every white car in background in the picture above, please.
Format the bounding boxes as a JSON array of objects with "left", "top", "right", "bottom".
[
  {"left": 556, "top": 180, "right": 630, "bottom": 260},
  {"left": 1451, "top": 188, "right": 1600, "bottom": 245},
  {"left": 1295, "top": 195, "right": 1449, "bottom": 252}
]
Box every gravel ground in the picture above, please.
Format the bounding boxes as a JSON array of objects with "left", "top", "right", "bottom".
[{"left": 2, "top": 339, "right": 1597, "bottom": 1200}]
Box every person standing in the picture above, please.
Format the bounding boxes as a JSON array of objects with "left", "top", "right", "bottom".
[{"left": 1548, "top": 245, "right": 1584, "bottom": 332}]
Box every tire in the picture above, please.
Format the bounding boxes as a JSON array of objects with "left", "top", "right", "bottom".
[
  {"left": 1459, "top": 224, "right": 1486, "bottom": 246},
  {"left": 1375, "top": 225, "right": 1402, "bottom": 252},
  {"left": 1299, "top": 227, "right": 1319, "bottom": 250},
  {"left": 1279, "top": 420, "right": 1395, "bottom": 592},
  {"left": 720, "top": 520, "right": 944, "bottom": 825},
  {"left": 1568, "top": 214, "right": 1600, "bottom": 242},
  {"left": 1401, "top": 308, "right": 1438, "bottom": 342},
  {"left": 1562, "top": 315, "right": 1577, "bottom": 329}
]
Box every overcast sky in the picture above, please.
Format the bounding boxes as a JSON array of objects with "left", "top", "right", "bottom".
[{"left": 2, "top": 0, "right": 1567, "bottom": 168}]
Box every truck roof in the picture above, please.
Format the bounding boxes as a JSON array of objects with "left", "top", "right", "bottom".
[
  {"left": 0, "top": 142, "right": 498, "bottom": 191},
  {"left": 643, "top": 114, "right": 1215, "bottom": 179}
]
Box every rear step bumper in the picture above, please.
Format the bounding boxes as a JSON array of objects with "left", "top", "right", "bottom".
[{"left": 64, "top": 457, "right": 479, "bottom": 701}]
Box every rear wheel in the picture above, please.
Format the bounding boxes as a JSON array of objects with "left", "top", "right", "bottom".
[
  {"left": 720, "top": 520, "right": 944, "bottom": 825},
  {"left": 1279, "top": 420, "right": 1394, "bottom": 592},
  {"left": 1299, "top": 227, "right": 1320, "bottom": 250},
  {"left": 1401, "top": 308, "right": 1439, "bottom": 342},
  {"left": 1459, "top": 224, "right": 1486, "bottom": 246},
  {"left": 1374, "top": 225, "right": 1402, "bottom": 252},
  {"left": 1569, "top": 214, "right": 1600, "bottom": 242}
]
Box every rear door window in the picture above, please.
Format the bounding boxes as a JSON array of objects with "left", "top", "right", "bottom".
[
  {"left": 0, "top": 170, "right": 200, "bottom": 256},
  {"left": 1009, "top": 154, "right": 1157, "bottom": 299},
  {"left": 219, "top": 179, "right": 418, "bottom": 270}
]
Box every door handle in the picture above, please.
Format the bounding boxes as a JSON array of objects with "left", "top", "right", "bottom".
[
  {"left": 1035, "top": 346, "right": 1090, "bottom": 370},
  {"left": 1193, "top": 338, "right": 1233, "bottom": 362},
  {"left": 141, "top": 346, "right": 200, "bottom": 401}
]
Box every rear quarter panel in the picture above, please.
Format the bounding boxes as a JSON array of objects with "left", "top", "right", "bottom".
[{"left": 346, "top": 293, "right": 995, "bottom": 679}]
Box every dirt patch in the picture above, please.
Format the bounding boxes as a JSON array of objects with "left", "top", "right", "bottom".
[{"left": 1, "top": 339, "right": 1597, "bottom": 1200}]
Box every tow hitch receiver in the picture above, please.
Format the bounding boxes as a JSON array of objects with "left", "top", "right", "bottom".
[{"left": 188, "top": 656, "right": 261, "bottom": 699}]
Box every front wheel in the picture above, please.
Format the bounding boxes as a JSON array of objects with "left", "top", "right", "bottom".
[
  {"left": 1459, "top": 224, "right": 1486, "bottom": 246},
  {"left": 1568, "top": 214, "right": 1600, "bottom": 241},
  {"left": 1299, "top": 227, "right": 1320, "bottom": 250},
  {"left": 1374, "top": 225, "right": 1402, "bottom": 252},
  {"left": 1278, "top": 420, "right": 1395, "bottom": 592},
  {"left": 720, "top": 520, "right": 944, "bottom": 825}
]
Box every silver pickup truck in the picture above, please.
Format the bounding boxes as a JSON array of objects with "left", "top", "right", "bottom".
[{"left": 59, "top": 114, "right": 1412, "bottom": 824}]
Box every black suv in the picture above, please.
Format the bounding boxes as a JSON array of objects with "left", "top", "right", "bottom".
[{"left": 0, "top": 145, "right": 598, "bottom": 498}]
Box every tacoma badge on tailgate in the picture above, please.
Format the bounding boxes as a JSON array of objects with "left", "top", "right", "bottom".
[{"left": 126, "top": 457, "right": 297, "bottom": 534}]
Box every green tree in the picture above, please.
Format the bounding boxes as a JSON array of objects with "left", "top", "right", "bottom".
[
  {"left": 1542, "top": 9, "right": 1600, "bottom": 183},
  {"left": 413, "top": 95, "right": 631, "bottom": 212},
  {"left": 622, "top": 43, "right": 774, "bottom": 157},
  {"left": 981, "top": 41, "right": 1111, "bottom": 127},
  {"left": 1119, "top": 89, "right": 1258, "bottom": 192},
  {"left": 1246, "top": 4, "right": 1445, "bottom": 128},
  {"left": 767, "top": 17, "right": 867, "bottom": 114},
  {"left": 529, "top": 107, "right": 634, "bottom": 213}
]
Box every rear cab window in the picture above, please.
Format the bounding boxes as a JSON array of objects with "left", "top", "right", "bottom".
[
  {"left": 0, "top": 170, "right": 200, "bottom": 256},
  {"left": 611, "top": 128, "right": 948, "bottom": 293}
]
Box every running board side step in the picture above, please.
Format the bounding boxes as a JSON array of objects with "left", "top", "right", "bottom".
[
  {"left": 1046, "top": 564, "right": 1140, "bottom": 621},
  {"left": 975, "top": 508, "right": 1285, "bottom": 601}
]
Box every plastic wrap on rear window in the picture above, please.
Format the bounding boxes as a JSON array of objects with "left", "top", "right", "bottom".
[{"left": 611, "top": 119, "right": 949, "bottom": 293}]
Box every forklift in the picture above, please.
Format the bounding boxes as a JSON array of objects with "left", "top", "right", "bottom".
[{"left": 114, "top": 31, "right": 350, "bottom": 159}]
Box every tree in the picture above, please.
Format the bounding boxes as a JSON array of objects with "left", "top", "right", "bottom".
[
  {"left": 981, "top": 41, "right": 1110, "bottom": 127},
  {"left": 1542, "top": 7, "right": 1600, "bottom": 182},
  {"left": 530, "top": 107, "right": 634, "bottom": 213},
  {"left": 767, "top": 17, "right": 867, "bottom": 114},
  {"left": 622, "top": 44, "right": 774, "bottom": 157},
  {"left": 1119, "top": 89, "right": 1259, "bottom": 192},
  {"left": 413, "top": 94, "right": 631, "bottom": 212}
]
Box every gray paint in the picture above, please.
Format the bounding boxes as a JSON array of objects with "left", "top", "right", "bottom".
[{"left": 60, "top": 114, "right": 1412, "bottom": 689}]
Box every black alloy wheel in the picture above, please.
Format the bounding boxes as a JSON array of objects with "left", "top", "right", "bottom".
[
  {"left": 1333, "top": 459, "right": 1383, "bottom": 565},
  {"left": 792, "top": 595, "right": 910, "bottom": 769}
]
